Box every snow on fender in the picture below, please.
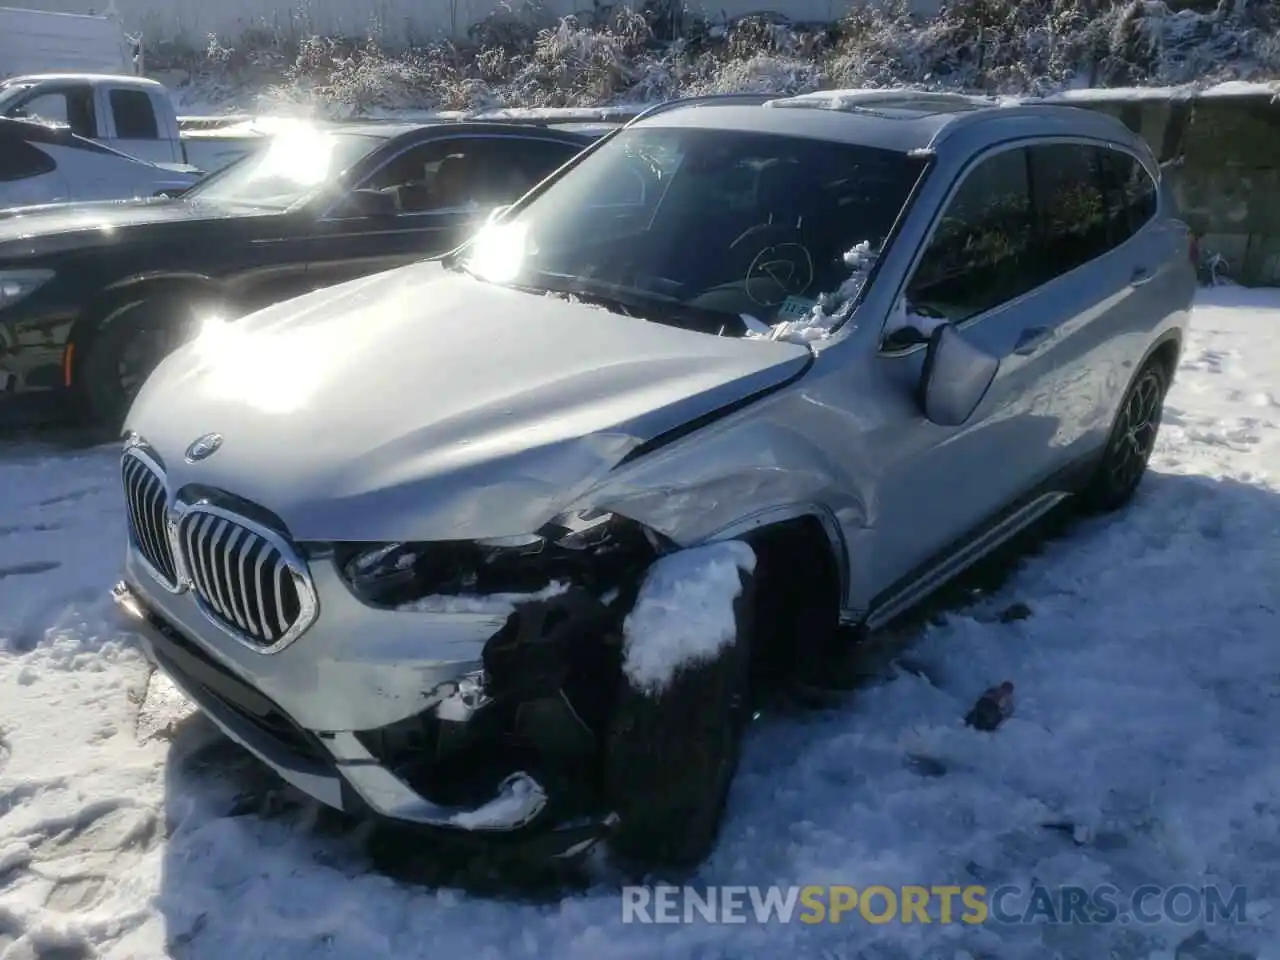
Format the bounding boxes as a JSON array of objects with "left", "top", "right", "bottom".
[{"left": 620, "top": 540, "right": 757, "bottom": 697}]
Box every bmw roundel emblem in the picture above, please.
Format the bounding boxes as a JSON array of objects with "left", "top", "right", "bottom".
[{"left": 185, "top": 433, "right": 224, "bottom": 463}]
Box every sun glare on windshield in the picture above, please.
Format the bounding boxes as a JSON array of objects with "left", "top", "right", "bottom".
[
  {"left": 188, "top": 126, "right": 382, "bottom": 210},
  {"left": 254, "top": 124, "right": 340, "bottom": 187}
]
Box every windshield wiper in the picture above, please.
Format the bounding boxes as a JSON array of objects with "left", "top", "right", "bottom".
[
  {"left": 534, "top": 273, "right": 680, "bottom": 308},
  {"left": 532, "top": 274, "right": 751, "bottom": 336},
  {"left": 444, "top": 263, "right": 749, "bottom": 335}
]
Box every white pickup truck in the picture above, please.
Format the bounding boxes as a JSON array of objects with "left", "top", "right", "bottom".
[{"left": 0, "top": 73, "right": 264, "bottom": 174}]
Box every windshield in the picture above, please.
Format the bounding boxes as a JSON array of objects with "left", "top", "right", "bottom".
[
  {"left": 457, "top": 126, "right": 927, "bottom": 340},
  {"left": 185, "top": 129, "right": 383, "bottom": 210}
]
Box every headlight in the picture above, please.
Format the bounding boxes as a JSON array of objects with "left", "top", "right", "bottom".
[
  {"left": 336, "top": 509, "right": 664, "bottom": 608},
  {"left": 0, "top": 269, "right": 54, "bottom": 310}
]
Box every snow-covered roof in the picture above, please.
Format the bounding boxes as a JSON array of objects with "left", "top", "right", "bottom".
[
  {"left": 769, "top": 88, "right": 1016, "bottom": 113},
  {"left": 3, "top": 72, "right": 163, "bottom": 89},
  {"left": 1047, "top": 80, "right": 1280, "bottom": 104}
]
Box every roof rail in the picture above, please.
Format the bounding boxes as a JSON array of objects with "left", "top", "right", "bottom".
[
  {"left": 435, "top": 114, "right": 630, "bottom": 129},
  {"left": 766, "top": 88, "right": 1005, "bottom": 116},
  {"left": 621, "top": 92, "right": 779, "bottom": 127}
]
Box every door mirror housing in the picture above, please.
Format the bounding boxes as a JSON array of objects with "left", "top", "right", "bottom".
[
  {"left": 333, "top": 187, "right": 397, "bottom": 219},
  {"left": 917, "top": 323, "right": 1000, "bottom": 427}
]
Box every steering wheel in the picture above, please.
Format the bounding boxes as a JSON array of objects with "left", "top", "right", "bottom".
[{"left": 731, "top": 223, "right": 815, "bottom": 307}]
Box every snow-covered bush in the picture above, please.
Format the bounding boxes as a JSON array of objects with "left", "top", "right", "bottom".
[{"left": 144, "top": 0, "right": 1280, "bottom": 112}]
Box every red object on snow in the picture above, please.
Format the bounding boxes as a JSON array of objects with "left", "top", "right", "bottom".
[{"left": 965, "top": 681, "right": 1015, "bottom": 731}]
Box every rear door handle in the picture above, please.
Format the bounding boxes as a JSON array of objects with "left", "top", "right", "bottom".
[
  {"left": 1130, "top": 265, "right": 1153, "bottom": 286},
  {"left": 1013, "top": 326, "right": 1052, "bottom": 356}
]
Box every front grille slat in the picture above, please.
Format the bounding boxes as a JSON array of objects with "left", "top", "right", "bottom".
[
  {"left": 206, "top": 519, "right": 233, "bottom": 619},
  {"left": 221, "top": 526, "right": 250, "bottom": 630},
  {"left": 272, "top": 557, "right": 288, "bottom": 636},
  {"left": 144, "top": 474, "right": 167, "bottom": 560},
  {"left": 252, "top": 547, "right": 273, "bottom": 642},
  {"left": 188, "top": 514, "right": 217, "bottom": 613},
  {"left": 232, "top": 533, "right": 258, "bottom": 635}
]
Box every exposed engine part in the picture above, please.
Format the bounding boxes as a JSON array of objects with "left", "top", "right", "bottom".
[
  {"left": 482, "top": 586, "right": 624, "bottom": 741},
  {"left": 353, "top": 586, "right": 633, "bottom": 825}
]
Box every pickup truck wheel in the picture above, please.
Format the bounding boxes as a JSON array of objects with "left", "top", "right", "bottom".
[
  {"left": 1079, "top": 359, "right": 1169, "bottom": 513},
  {"left": 78, "top": 298, "right": 200, "bottom": 431},
  {"left": 603, "top": 562, "right": 756, "bottom": 876}
]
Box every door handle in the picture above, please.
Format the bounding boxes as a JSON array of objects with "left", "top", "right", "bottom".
[
  {"left": 1130, "top": 265, "right": 1153, "bottom": 286},
  {"left": 1013, "top": 326, "right": 1051, "bottom": 356}
]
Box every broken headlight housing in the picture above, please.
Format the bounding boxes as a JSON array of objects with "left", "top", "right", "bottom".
[{"left": 334, "top": 509, "right": 666, "bottom": 608}]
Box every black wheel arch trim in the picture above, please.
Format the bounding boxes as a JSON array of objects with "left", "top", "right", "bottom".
[
  {"left": 67, "top": 273, "right": 226, "bottom": 380},
  {"left": 1138, "top": 327, "right": 1183, "bottom": 378}
]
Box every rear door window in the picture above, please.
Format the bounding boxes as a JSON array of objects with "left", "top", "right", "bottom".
[
  {"left": 0, "top": 140, "right": 56, "bottom": 181},
  {"left": 110, "top": 89, "right": 159, "bottom": 140},
  {"left": 360, "top": 137, "right": 583, "bottom": 214},
  {"left": 1027, "top": 143, "right": 1112, "bottom": 283}
]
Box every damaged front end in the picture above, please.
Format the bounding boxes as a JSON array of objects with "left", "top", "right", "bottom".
[{"left": 325, "top": 511, "right": 669, "bottom": 854}]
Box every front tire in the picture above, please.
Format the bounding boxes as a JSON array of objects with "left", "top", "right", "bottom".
[
  {"left": 603, "top": 566, "right": 756, "bottom": 876},
  {"left": 77, "top": 298, "right": 201, "bottom": 431},
  {"left": 1080, "top": 359, "right": 1169, "bottom": 512}
]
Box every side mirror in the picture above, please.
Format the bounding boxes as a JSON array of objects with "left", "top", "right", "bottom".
[
  {"left": 333, "top": 187, "right": 397, "bottom": 219},
  {"left": 917, "top": 323, "right": 1000, "bottom": 427}
]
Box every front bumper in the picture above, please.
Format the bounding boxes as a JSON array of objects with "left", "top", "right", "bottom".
[{"left": 112, "top": 580, "right": 615, "bottom": 858}]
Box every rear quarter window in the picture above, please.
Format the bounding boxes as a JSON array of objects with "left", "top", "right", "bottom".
[
  {"left": 1107, "top": 149, "right": 1158, "bottom": 238},
  {"left": 110, "top": 89, "right": 159, "bottom": 140}
]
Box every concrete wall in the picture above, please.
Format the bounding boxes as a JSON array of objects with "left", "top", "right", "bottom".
[
  {"left": 1052, "top": 87, "right": 1280, "bottom": 286},
  {"left": 12, "top": 0, "right": 938, "bottom": 44}
]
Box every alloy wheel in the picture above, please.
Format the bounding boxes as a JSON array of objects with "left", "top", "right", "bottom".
[{"left": 1108, "top": 366, "right": 1165, "bottom": 494}]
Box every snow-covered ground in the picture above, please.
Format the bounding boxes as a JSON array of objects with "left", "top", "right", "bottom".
[{"left": 1, "top": 288, "right": 1279, "bottom": 959}]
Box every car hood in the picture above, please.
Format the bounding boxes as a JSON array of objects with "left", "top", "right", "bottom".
[
  {"left": 125, "top": 263, "right": 813, "bottom": 542},
  {"left": 0, "top": 198, "right": 271, "bottom": 254}
]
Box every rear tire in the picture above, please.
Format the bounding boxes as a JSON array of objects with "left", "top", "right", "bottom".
[
  {"left": 77, "top": 298, "right": 201, "bottom": 432},
  {"left": 1079, "top": 359, "right": 1169, "bottom": 513},
  {"left": 603, "top": 566, "right": 756, "bottom": 876}
]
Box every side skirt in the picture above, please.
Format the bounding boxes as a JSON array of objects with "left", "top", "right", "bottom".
[{"left": 848, "top": 453, "right": 1102, "bottom": 633}]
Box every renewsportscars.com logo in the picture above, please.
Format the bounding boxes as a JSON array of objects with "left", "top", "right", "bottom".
[{"left": 621, "top": 884, "right": 1249, "bottom": 926}]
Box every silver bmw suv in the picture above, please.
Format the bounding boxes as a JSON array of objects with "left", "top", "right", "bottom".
[{"left": 111, "top": 89, "right": 1195, "bottom": 871}]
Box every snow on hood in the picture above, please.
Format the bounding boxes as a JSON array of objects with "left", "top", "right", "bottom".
[
  {"left": 124, "top": 263, "right": 811, "bottom": 544},
  {"left": 622, "top": 540, "right": 757, "bottom": 696}
]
